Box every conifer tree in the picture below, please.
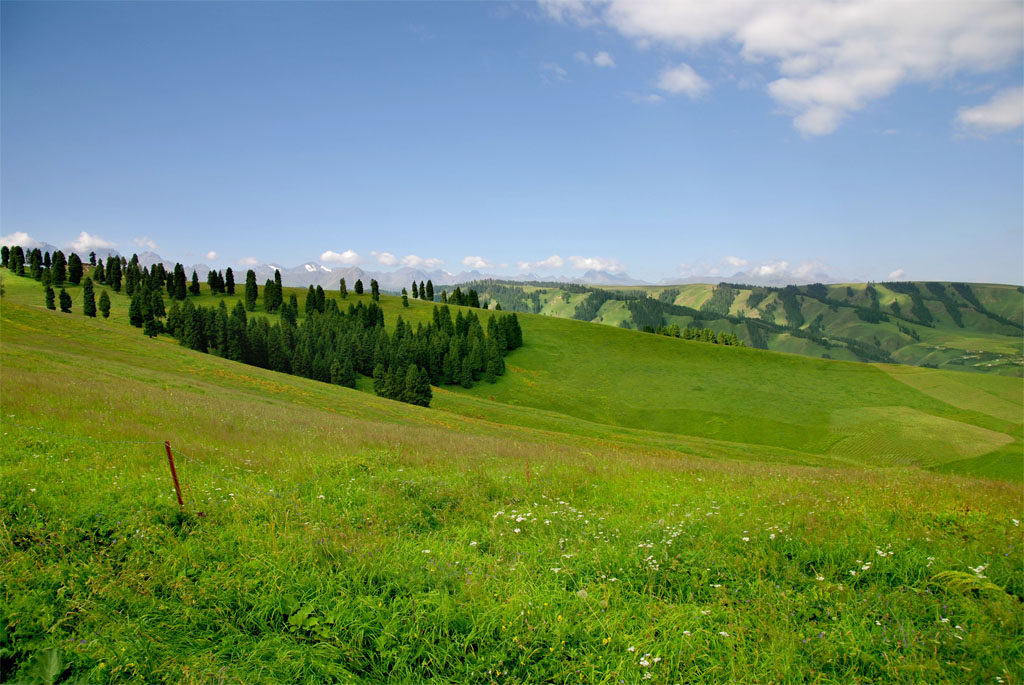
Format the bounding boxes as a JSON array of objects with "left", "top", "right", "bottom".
[
  {"left": 426, "top": 280, "right": 434, "bottom": 301},
  {"left": 95, "top": 259, "right": 106, "bottom": 284},
  {"left": 305, "top": 285, "right": 317, "bottom": 316},
  {"left": 467, "top": 289, "right": 480, "bottom": 308},
  {"left": 340, "top": 278, "right": 348, "bottom": 299},
  {"left": 58, "top": 287, "right": 72, "bottom": 313},
  {"left": 45, "top": 285, "right": 55, "bottom": 310},
  {"left": 29, "top": 249, "right": 42, "bottom": 279},
  {"left": 315, "top": 285, "right": 326, "bottom": 312},
  {"left": 401, "top": 289, "right": 409, "bottom": 307},
  {"left": 43, "top": 252, "right": 51, "bottom": 269},
  {"left": 371, "top": 279, "right": 380, "bottom": 301},
  {"left": 89, "top": 251, "right": 97, "bottom": 266},
  {"left": 68, "top": 253, "right": 83, "bottom": 285},
  {"left": 244, "top": 269, "right": 258, "bottom": 311},
  {"left": 354, "top": 279, "right": 364, "bottom": 295},
  {"left": 173, "top": 264, "right": 187, "bottom": 300},
  {"left": 225, "top": 267, "right": 236, "bottom": 295},
  {"left": 1, "top": 246, "right": 8, "bottom": 267},
  {"left": 411, "top": 281, "right": 418, "bottom": 298},
  {"left": 144, "top": 318, "right": 161, "bottom": 338},
  {"left": 418, "top": 281, "right": 425, "bottom": 300},
  {"left": 150, "top": 289, "right": 166, "bottom": 319},
  {"left": 441, "top": 290, "right": 448, "bottom": 304},
  {"left": 52, "top": 251, "right": 67, "bottom": 285},
  {"left": 99, "top": 290, "right": 111, "bottom": 318},
  {"left": 190, "top": 270, "right": 201, "bottom": 296},
  {"left": 274, "top": 268, "right": 283, "bottom": 298},
  {"left": 106, "top": 254, "right": 121, "bottom": 290},
  {"left": 82, "top": 278, "right": 97, "bottom": 317},
  {"left": 129, "top": 293, "right": 144, "bottom": 327}
]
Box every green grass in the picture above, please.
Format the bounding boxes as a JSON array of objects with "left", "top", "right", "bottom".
[
  {"left": 2, "top": 269, "right": 1023, "bottom": 683},
  {"left": 488, "top": 281, "right": 1024, "bottom": 376}
]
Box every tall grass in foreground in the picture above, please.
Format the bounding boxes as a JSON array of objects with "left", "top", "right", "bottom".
[{"left": 1, "top": 274, "right": 1022, "bottom": 682}]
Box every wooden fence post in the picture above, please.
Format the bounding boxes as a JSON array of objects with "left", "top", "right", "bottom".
[{"left": 165, "top": 441, "right": 184, "bottom": 508}]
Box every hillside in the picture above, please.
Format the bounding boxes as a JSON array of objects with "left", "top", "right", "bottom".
[
  {"left": 2, "top": 265, "right": 1023, "bottom": 682},
  {"left": 465, "top": 280, "right": 1024, "bottom": 376}
]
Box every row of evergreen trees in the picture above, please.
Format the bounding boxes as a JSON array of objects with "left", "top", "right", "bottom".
[
  {"left": 643, "top": 322, "right": 744, "bottom": 346},
  {"left": 159, "top": 297, "right": 522, "bottom": 407}
]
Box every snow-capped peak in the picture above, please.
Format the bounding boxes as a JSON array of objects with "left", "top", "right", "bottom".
[
  {"left": 304, "top": 264, "right": 317, "bottom": 272},
  {"left": 319, "top": 265, "right": 332, "bottom": 272}
]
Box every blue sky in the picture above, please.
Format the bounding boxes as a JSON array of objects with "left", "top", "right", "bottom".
[{"left": 2, "top": 1, "right": 1022, "bottom": 284}]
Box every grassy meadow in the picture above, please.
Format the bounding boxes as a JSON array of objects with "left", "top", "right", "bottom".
[
  {"left": 473, "top": 281, "right": 1024, "bottom": 376},
  {"left": 2, "top": 267, "right": 1023, "bottom": 683}
]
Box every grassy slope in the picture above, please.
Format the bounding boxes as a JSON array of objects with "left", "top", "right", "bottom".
[
  {"left": 492, "top": 281, "right": 1023, "bottom": 376},
  {"left": 2, "top": 270, "right": 1023, "bottom": 683}
]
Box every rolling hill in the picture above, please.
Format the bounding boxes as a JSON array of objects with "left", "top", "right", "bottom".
[
  {"left": 1, "top": 265, "right": 1022, "bottom": 682},
  {"left": 464, "top": 280, "right": 1024, "bottom": 376}
]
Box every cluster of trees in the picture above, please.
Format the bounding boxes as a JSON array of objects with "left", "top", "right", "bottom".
[
  {"left": 644, "top": 323, "right": 744, "bottom": 346},
  {"left": 157, "top": 296, "right": 523, "bottom": 407}
]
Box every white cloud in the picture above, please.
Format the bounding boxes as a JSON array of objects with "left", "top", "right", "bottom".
[
  {"left": 540, "top": 62, "right": 569, "bottom": 84},
  {"left": 724, "top": 255, "right": 748, "bottom": 268},
  {"left": 956, "top": 86, "right": 1024, "bottom": 135},
  {"left": 577, "top": 50, "right": 616, "bottom": 67},
  {"left": 69, "top": 231, "right": 116, "bottom": 253},
  {"left": 542, "top": 0, "right": 1024, "bottom": 135},
  {"left": 888, "top": 269, "right": 906, "bottom": 280},
  {"left": 320, "top": 249, "right": 361, "bottom": 266},
  {"left": 133, "top": 236, "right": 158, "bottom": 251},
  {"left": 238, "top": 257, "right": 259, "bottom": 266},
  {"left": 400, "top": 254, "right": 444, "bottom": 269},
  {"left": 0, "top": 231, "right": 44, "bottom": 249},
  {"left": 629, "top": 92, "right": 664, "bottom": 104},
  {"left": 518, "top": 255, "right": 565, "bottom": 271},
  {"left": 568, "top": 255, "right": 625, "bottom": 272},
  {"left": 206, "top": 251, "right": 218, "bottom": 261},
  {"left": 657, "top": 63, "right": 709, "bottom": 98},
  {"left": 462, "top": 256, "right": 494, "bottom": 269},
  {"left": 371, "top": 251, "right": 398, "bottom": 266}
]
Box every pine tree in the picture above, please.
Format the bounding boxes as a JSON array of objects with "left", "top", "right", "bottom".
[
  {"left": 52, "top": 251, "right": 67, "bottom": 285},
  {"left": 419, "top": 281, "right": 426, "bottom": 300},
  {"left": 411, "top": 281, "right": 418, "bottom": 298},
  {"left": 315, "top": 285, "right": 326, "bottom": 312},
  {"left": 467, "top": 289, "right": 480, "bottom": 308},
  {"left": 82, "top": 278, "right": 97, "bottom": 317},
  {"left": 189, "top": 270, "right": 201, "bottom": 296},
  {"left": 371, "top": 279, "right": 380, "bottom": 301},
  {"left": 94, "top": 259, "right": 106, "bottom": 283},
  {"left": 58, "top": 287, "right": 72, "bottom": 313},
  {"left": 45, "top": 285, "right": 55, "bottom": 310},
  {"left": 43, "top": 252, "right": 51, "bottom": 269},
  {"left": 402, "top": 289, "right": 409, "bottom": 307},
  {"left": 1, "top": 246, "right": 8, "bottom": 267},
  {"left": 426, "top": 280, "right": 434, "bottom": 301},
  {"left": 441, "top": 290, "right": 448, "bottom": 304},
  {"left": 68, "top": 253, "right": 83, "bottom": 285},
  {"left": 29, "top": 249, "right": 42, "bottom": 279},
  {"left": 274, "top": 269, "right": 283, "bottom": 304},
  {"left": 99, "top": 290, "right": 111, "bottom": 318},
  {"left": 150, "top": 289, "right": 166, "bottom": 319},
  {"left": 244, "top": 269, "right": 258, "bottom": 311},
  {"left": 354, "top": 279, "right": 364, "bottom": 295},
  {"left": 144, "top": 318, "right": 162, "bottom": 338},
  {"left": 172, "top": 264, "right": 186, "bottom": 300},
  {"left": 89, "top": 251, "right": 97, "bottom": 266},
  {"left": 129, "top": 293, "right": 144, "bottom": 327},
  {"left": 105, "top": 258, "right": 120, "bottom": 291},
  {"left": 340, "top": 278, "right": 348, "bottom": 299},
  {"left": 305, "top": 285, "right": 317, "bottom": 316},
  {"left": 225, "top": 267, "right": 236, "bottom": 295}
]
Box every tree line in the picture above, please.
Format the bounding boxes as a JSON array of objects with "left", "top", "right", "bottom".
[{"left": 161, "top": 297, "right": 522, "bottom": 407}]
